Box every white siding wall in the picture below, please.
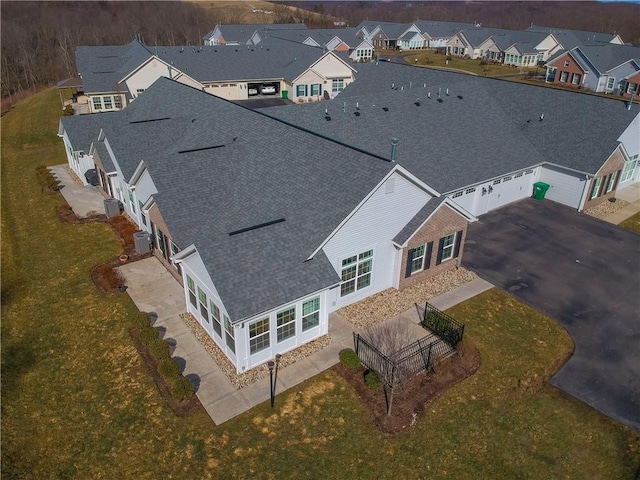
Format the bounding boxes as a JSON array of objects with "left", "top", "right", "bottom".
[
  {"left": 313, "top": 54, "right": 354, "bottom": 81},
  {"left": 125, "top": 59, "right": 173, "bottom": 98},
  {"left": 181, "top": 252, "right": 236, "bottom": 364},
  {"left": 323, "top": 171, "right": 431, "bottom": 312},
  {"left": 293, "top": 69, "right": 325, "bottom": 102},
  {"left": 538, "top": 164, "right": 587, "bottom": 209},
  {"left": 62, "top": 131, "right": 95, "bottom": 183},
  {"left": 133, "top": 169, "right": 158, "bottom": 232},
  {"left": 238, "top": 289, "right": 329, "bottom": 372}
]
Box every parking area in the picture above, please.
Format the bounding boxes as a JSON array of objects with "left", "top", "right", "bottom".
[
  {"left": 463, "top": 198, "right": 640, "bottom": 429},
  {"left": 234, "top": 97, "right": 293, "bottom": 109}
]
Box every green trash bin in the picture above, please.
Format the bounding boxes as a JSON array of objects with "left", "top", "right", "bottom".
[
  {"left": 532, "top": 181, "right": 550, "bottom": 200},
  {"left": 281, "top": 90, "right": 288, "bottom": 99}
]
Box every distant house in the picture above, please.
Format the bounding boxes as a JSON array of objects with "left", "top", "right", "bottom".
[
  {"left": 202, "top": 23, "right": 307, "bottom": 46},
  {"left": 414, "top": 20, "right": 475, "bottom": 50},
  {"left": 545, "top": 44, "right": 640, "bottom": 93},
  {"left": 270, "top": 28, "right": 374, "bottom": 62}
]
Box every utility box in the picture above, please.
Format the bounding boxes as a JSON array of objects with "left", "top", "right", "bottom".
[
  {"left": 134, "top": 231, "right": 151, "bottom": 254},
  {"left": 532, "top": 182, "right": 550, "bottom": 200},
  {"left": 104, "top": 198, "right": 120, "bottom": 218}
]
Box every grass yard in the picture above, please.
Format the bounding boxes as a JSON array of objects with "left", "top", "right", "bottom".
[
  {"left": 401, "top": 50, "right": 537, "bottom": 77},
  {"left": 2, "top": 88, "right": 639, "bottom": 479},
  {"left": 619, "top": 211, "right": 640, "bottom": 233}
]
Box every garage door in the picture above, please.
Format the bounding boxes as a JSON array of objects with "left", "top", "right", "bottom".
[
  {"left": 538, "top": 164, "right": 586, "bottom": 209},
  {"left": 487, "top": 170, "right": 535, "bottom": 211}
]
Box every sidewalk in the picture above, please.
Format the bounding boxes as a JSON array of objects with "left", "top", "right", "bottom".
[
  {"left": 49, "top": 165, "right": 106, "bottom": 218},
  {"left": 603, "top": 183, "right": 640, "bottom": 224},
  {"left": 118, "top": 257, "right": 492, "bottom": 425}
]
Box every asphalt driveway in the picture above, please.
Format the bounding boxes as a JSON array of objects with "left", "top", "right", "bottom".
[{"left": 463, "top": 198, "right": 640, "bottom": 429}]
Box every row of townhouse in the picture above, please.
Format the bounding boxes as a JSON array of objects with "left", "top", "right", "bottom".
[
  {"left": 69, "top": 37, "right": 358, "bottom": 114},
  {"left": 59, "top": 62, "right": 639, "bottom": 374}
]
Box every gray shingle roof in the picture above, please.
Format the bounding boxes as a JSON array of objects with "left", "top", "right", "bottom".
[
  {"left": 270, "top": 27, "right": 364, "bottom": 48},
  {"left": 204, "top": 23, "right": 307, "bottom": 42},
  {"left": 575, "top": 44, "right": 640, "bottom": 73},
  {"left": 60, "top": 113, "right": 118, "bottom": 153},
  {"left": 264, "top": 62, "right": 636, "bottom": 193},
  {"left": 77, "top": 78, "right": 393, "bottom": 321},
  {"left": 75, "top": 40, "right": 152, "bottom": 94},
  {"left": 152, "top": 38, "right": 327, "bottom": 83},
  {"left": 413, "top": 20, "right": 476, "bottom": 39},
  {"left": 393, "top": 196, "right": 446, "bottom": 245},
  {"left": 527, "top": 25, "right": 621, "bottom": 44}
]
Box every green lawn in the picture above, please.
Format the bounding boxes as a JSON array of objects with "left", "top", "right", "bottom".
[
  {"left": 2, "top": 88, "right": 639, "bottom": 479},
  {"left": 400, "top": 49, "right": 537, "bottom": 77},
  {"left": 619, "top": 211, "right": 640, "bottom": 233}
]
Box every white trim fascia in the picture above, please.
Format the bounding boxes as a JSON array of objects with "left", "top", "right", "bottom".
[
  {"left": 118, "top": 54, "right": 164, "bottom": 84},
  {"left": 129, "top": 160, "right": 147, "bottom": 186},
  {"left": 142, "top": 196, "right": 156, "bottom": 210},
  {"left": 172, "top": 244, "right": 197, "bottom": 263},
  {"left": 307, "top": 165, "right": 440, "bottom": 260}
]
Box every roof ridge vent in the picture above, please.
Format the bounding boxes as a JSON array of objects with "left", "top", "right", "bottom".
[
  {"left": 129, "top": 117, "right": 171, "bottom": 124},
  {"left": 178, "top": 144, "right": 225, "bottom": 154},
  {"left": 228, "top": 218, "right": 286, "bottom": 236}
]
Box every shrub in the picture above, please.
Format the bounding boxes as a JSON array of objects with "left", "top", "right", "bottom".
[
  {"left": 93, "top": 262, "right": 123, "bottom": 292},
  {"left": 158, "top": 358, "right": 181, "bottom": 379},
  {"left": 339, "top": 349, "right": 360, "bottom": 369},
  {"left": 172, "top": 377, "right": 194, "bottom": 401},
  {"left": 63, "top": 105, "right": 74, "bottom": 116},
  {"left": 35, "top": 165, "right": 61, "bottom": 192},
  {"left": 134, "top": 312, "right": 151, "bottom": 329},
  {"left": 138, "top": 325, "right": 159, "bottom": 346},
  {"left": 148, "top": 338, "right": 170, "bottom": 360},
  {"left": 364, "top": 370, "right": 383, "bottom": 390}
]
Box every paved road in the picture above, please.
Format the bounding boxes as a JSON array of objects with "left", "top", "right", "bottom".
[{"left": 463, "top": 198, "right": 640, "bottom": 429}]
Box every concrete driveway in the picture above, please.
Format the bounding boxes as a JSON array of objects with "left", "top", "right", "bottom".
[{"left": 463, "top": 198, "right": 640, "bottom": 429}]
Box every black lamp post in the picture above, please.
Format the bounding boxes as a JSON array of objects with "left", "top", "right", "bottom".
[{"left": 268, "top": 360, "right": 275, "bottom": 409}]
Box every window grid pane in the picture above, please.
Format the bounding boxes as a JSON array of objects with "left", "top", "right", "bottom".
[
  {"left": 441, "top": 233, "right": 456, "bottom": 261},
  {"left": 302, "top": 297, "right": 320, "bottom": 331},
  {"left": 340, "top": 250, "right": 374, "bottom": 297},
  {"left": 277, "top": 307, "right": 296, "bottom": 342},
  {"left": 210, "top": 301, "right": 222, "bottom": 336},
  {"left": 249, "top": 318, "right": 270, "bottom": 354}
]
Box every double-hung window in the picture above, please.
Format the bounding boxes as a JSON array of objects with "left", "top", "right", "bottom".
[
  {"left": 186, "top": 275, "right": 197, "bottom": 307},
  {"left": 249, "top": 318, "right": 270, "bottom": 354},
  {"left": 139, "top": 201, "right": 146, "bottom": 225},
  {"left": 590, "top": 177, "right": 603, "bottom": 199},
  {"left": 311, "top": 84, "right": 322, "bottom": 96},
  {"left": 607, "top": 77, "right": 616, "bottom": 90},
  {"left": 92, "top": 97, "right": 102, "bottom": 110},
  {"left": 197, "top": 287, "right": 208, "bottom": 321},
  {"left": 340, "top": 250, "right": 373, "bottom": 297},
  {"left": 620, "top": 155, "right": 638, "bottom": 182},
  {"left": 409, "top": 244, "right": 426, "bottom": 274},
  {"left": 114, "top": 95, "right": 123, "bottom": 109},
  {"left": 302, "top": 297, "right": 320, "bottom": 331},
  {"left": 560, "top": 71, "right": 569, "bottom": 82},
  {"left": 277, "top": 306, "right": 296, "bottom": 342},
  {"left": 436, "top": 231, "right": 463, "bottom": 265},
  {"left": 103, "top": 96, "right": 113, "bottom": 109},
  {"left": 572, "top": 73, "right": 581, "bottom": 85},
  {"left": 332, "top": 79, "right": 344, "bottom": 93},
  {"left": 605, "top": 172, "right": 617, "bottom": 193},
  {"left": 210, "top": 301, "right": 222, "bottom": 336},
  {"left": 296, "top": 84, "right": 308, "bottom": 96},
  {"left": 224, "top": 315, "right": 235, "bottom": 353}
]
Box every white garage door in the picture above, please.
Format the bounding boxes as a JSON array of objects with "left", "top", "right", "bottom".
[
  {"left": 487, "top": 170, "right": 535, "bottom": 211},
  {"left": 538, "top": 165, "right": 586, "bottom": 209}
]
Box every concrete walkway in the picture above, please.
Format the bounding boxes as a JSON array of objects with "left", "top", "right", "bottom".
[
  {"left": 49, "top": 164, "right": 106, "bottom": 218},
  {"left": 603, "top": 183, "right": 640, "bottom": 224},
  {"left": 118, "top": 257, "right": 492, "bottom": 425}
]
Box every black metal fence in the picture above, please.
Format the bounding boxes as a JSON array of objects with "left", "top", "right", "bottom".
[
  {"left": 418, "top": 302, "right": 465, "bottom": 347},
  {"left": 353, "top": 331, "right": 457, "bottom": 388},
  {"left": 353, "top": 302, "right": 465, "bottom": 389}
]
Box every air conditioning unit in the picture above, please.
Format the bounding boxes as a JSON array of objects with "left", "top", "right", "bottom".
[
  {"left": 104, "top": 198, "right": 120, "bottom": 218},
  {"left": 134, "top": 231, "right": 151, "bottom": 254}
]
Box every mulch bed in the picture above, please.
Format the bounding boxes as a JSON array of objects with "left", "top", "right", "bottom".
[
  {"left": 57, "top": 204, "right": 152, "bottom": 294},
  {"left": 130, "top": 327, "right": 203, "bottom": 416},
  {"left": 332, "top": 342, "right": 480, "bottom": 434}
]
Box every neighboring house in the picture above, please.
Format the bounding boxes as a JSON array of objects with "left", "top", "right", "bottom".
[
  {"left": 290, "top": 53, "right": 357, "bottom": 102},
  {"left": 202, "top": 23, "right": 307, "bottom": 46},
  {"left": 545, "top": 44, "right": 640, "bottom": 92},
  {"left": 270, "top": 28, "right": 375, "bottom": 62},
  {"left": 527, "top": 25, "right": 624, "bottom": 46},
  {"left": 397, "top": 30, "right": 426, "bottom": 51},
  {"left": 60, "top": 53, "right": 639, "bottom": 375},
  {"left": 621, "top": 70, "right": 640, "bottom": 98},
  {"left": 414, "top": 20, "right": 476, "bottom": 50},
  {"left": 355, "top": 21, "right": 419, "bottom": 50},
  {"left": 75, "top": 39, "right": 152, "bottom": 113},
  {"left": 74, "top": 38, "right": 355, "bottom": 107}
]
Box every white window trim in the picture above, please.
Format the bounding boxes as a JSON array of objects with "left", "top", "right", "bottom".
[
  {"left": 441, "top": 233, "right": 456, "bottom": 262},
  {"left": 249, "top": 317, "right": 270, "bottom": 354},
  {"left": 605, "top": 172, "right": 617, "bottom": 193},
  {"left": 409, "top": 244, "right": 426, "bottom": 275},
  {"left": 340, "top": 249, "right": 373, "bottom": 297},
  {"left": 276, "top": 306, "right": 296, "bottom": 342},
  {"left": 590, "top": 177, "right": 603, "bottom": 199}
]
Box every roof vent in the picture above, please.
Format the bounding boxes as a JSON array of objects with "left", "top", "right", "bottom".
[
  {"left": 390, "top": 137, "right": 399, "bottom": 163},
  {"left": 178, "top": 144, "right": 225, "bottom": 154},
  {"left": 437, "top": 98, "right": 443, "bottom": 103},
  {"left": 382, "top": 107, "right": 389, "bottom": 112},
  {"left": 427, "top": 92, "right": 431, "bottom": 99},
  {"left": 445, "top": 88, "right": 450, "bottom": 96},
  {"left": 228, "top": 218, "right": 285, "bottom": 236},
  {"left": 354, "top": 111, "right": 361, "bottom": 117},
  {"left": 414, "top": 98, "right": 421, "bottom": 106},
  {"left": 539, "top": 113, "right": 545, "bottom": 121},
  {"left": 457, "top": 95, "right": 463, "bottom": 100}
]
